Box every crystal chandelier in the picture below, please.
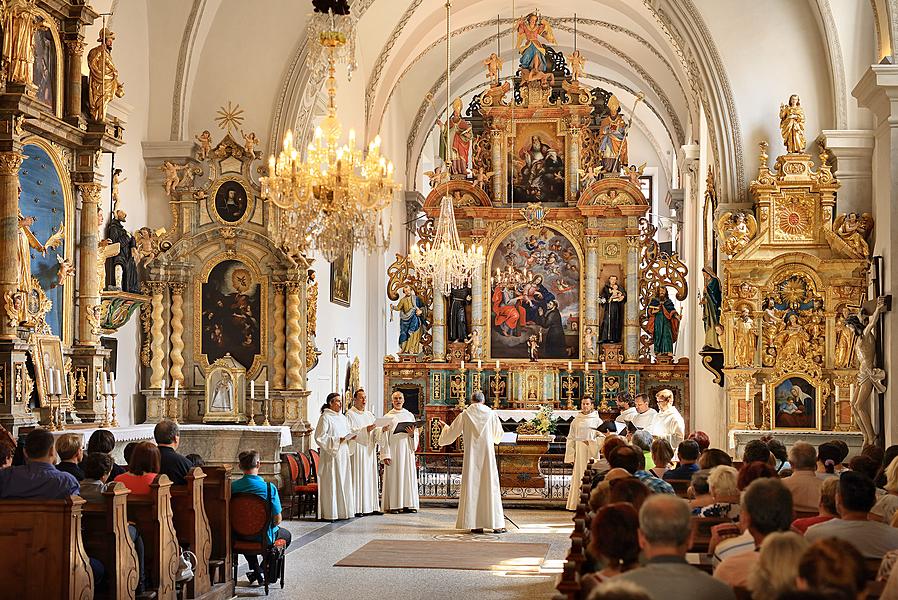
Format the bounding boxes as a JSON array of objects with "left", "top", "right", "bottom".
[
  {"left": 261, "top": 4, "right": 398, "bottom": 262},
  {"left": 409, "top": 0, "right": 483, "bottom": 294}
]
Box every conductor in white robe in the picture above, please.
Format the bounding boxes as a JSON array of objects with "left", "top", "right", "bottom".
[
  {"left": 437, "top": 391, "right": 506, "bottom": 533},
  {"left": 565, "top": 396, "right": 602, "bottom": 510},
  {"left": 381, "top": 391, "right": 420, "bottom": 513},
  {"left": 346, "top": 388, "right": 383, "bottom": 516},
  {"left": 314, "top": 392, "right": 355, "bottom": 521},
  {"left": 650, "top": 388, "right": 685, "bottom": 448}
]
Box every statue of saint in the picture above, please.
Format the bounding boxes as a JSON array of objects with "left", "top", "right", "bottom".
[
  {"left": 87, "top": 28, "right": 125, "bottom": 122},
  {"left": 16, "top": 211, "right": 46, "bottom": 316},
  {"left": 776, "top": 313, "right": 810, "bottom": 358},
  {"left": 598, "top": 275, "right": 626, "bottom": 344},
  {"left": 390, "top": 285, "right": 426, "bottom": 355},
  {"left": 437, "top": 98, "right": 472, "bottom": 175},
  {"left": 3, "top": 0, "right": 45, "bottom": 88},
  {"left": 104, "top": 210, "right": 139, "bottom": 293},
  {"left": 701, "top": 268, "right": 722, "bottom": 350},
  {"left": 847, "top": 298, "right": 887, "bottom": 445},
  {"left": 599, "top": 96, "right": 628, "bottom": 173},
  {"left": 779, "top": 94, "right": 806, "bottom": 154},
  {"left": 733, "top": 308, "right": 757, "bottom": 367},
  {"left": 834, "top": 305, "right": 855, "bottom": 369},
  {"left": 646, "top": 287, "right": 680, "bottom": 355},
  {"left": 211, "top": 372, "right": 234, "bottom": 412},
  {"left": 515, "top": 12, "right": 556, "bottom": 83},
  {"left": 447, "top": 285, "right": 471, "bottom": 343},
  {"left": 833, "top": 212, "right": 874, "bottom": 258}
]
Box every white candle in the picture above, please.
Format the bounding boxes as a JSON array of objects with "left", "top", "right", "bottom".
[
  {"left": 745, "top": 382, "right": 750, "bottom": 403},
  {"left": 47, "top": 368, "right": 55, "bottom": 395},
  {"left": 585, "top": 361, "right": 590, "bottom": 372},
  {"left": 601, "top": 361, "right": 607, "bottom": 373},
  {"left": 762, "top": 384, "right": 766, "bottom": 405},
  {"left": 849, "top": 383, "right": 855, "bottom": 401},
  {"left": 55, "top": 369, "right": 62, "bottom": 397},
  {"left": 173, "top": 379, "right": 179, "bottom": 398},
  {"left": 834, "top": 385, "right": 840, "bottom": 403},
  {"left": 477, "top": 360, "right": 482, "bottom": 370},
  {"left": 251, "top": 380, "right": 256, "bottom": 399},
  {"left": 265, "top": 381, "right": 270, "bottom": 399},
  {"left": 161, "top": 379, "right": 166, "bottom": 398},
  {"left": 567, "top": 361, "right": 572, "bottom": 372},
  {"left": 102, "top": 372, "right": 109, "bottom": 394},
  {"left": 109, "top": 373, "right": 116, "bottom": 394},
  {"left": 495, "top": 360, "right": 500, "bottom": 371},
  {"left": 461, "top": 360, "right": 465, "bottom": 371}
]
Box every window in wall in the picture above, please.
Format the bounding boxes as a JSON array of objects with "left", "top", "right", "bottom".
[{"left": 639, "top": 175, "right": 653, "bottom": 206}]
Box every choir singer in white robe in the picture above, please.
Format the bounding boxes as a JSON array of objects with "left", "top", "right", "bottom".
[
  {"left": 345, "top": 388, "right": 383, "bottom": 516},
  {"left": 564, "top": 396, "right": 601, "bottom": 510},
  {"left": 437, "top": 391, "right": 506, "bottom": 533},
  {"left": 381, "top": 391, "right": 420, "bottom": 514},
  {"left": 650, "top": 388, "right": 685, "bottom": 448},
  {"left": 314, "top": 393, "right": 355, "bottom": 521}
]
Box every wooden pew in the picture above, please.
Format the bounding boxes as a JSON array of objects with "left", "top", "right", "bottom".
[
  {"left": 82, "top": 482, "right": 140, "bottom": 600},
  {"left": 555, "top": 460, "right": 597, "bottom": 600},
  {"left": 690, "top": 516, "right": 734, "bottom": 554},
  {"left": 201, "top": 466, "right": 232, "bottom": 586},
  {"left": 0, "top": 495, "right": 93, "bottom": 599},
  {"left": 171, "top": 468, "right": 212, "bottom": 598},
  {"left": 128, "top": 474, "right": 180, "bottom": 600}
]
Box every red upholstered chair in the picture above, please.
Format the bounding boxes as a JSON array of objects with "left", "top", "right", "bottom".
[
  {"left": 308, "top": 449, "right": 320, "bottom": 482},
  {"left": 230, "top": 493, "right": 287, "bottom": 595}
]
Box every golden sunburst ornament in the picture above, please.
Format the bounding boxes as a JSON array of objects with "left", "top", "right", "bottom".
[{"left": 215, "top": 101, "right": 244, "bottom": 133}]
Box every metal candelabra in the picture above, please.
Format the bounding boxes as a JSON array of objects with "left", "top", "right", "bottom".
[{"left": 562, "top": 367, "right": 576, "bottom": 410}]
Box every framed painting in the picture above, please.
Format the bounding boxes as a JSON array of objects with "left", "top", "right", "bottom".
[
  {"left": 510, "top": 121, "right": 566, "bottom": 204},
  {"left": 199, "top": 258, "right": 263, "bottom": 373},
  {"left": 488, "top": 225, "right": 581, "bottom": 360},
  {"left": 203, "top": 356, "right": 246, "bottom": 423},
  {"left": 771, "top": 376, "right": 820, "bottom": 430},
  {"left": 31, "top": 333, "right": 67, "bottom": 408},
  {"left": 211, "top": 177, "right": 251, "bottom": 225},
  {"left": 33, "top": 28, "right": 57, "bottom": 111},
  {"left": 330, "top": 250, "right": 353, "bottom": 307}
]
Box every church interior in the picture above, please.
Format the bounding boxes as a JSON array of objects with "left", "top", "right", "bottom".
[{"left": 2, "top": 0, "right": 898, "bottom": 599}]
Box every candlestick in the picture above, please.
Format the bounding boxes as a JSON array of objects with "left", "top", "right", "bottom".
[
  {"left": 490, "top": 371, "right": 503, "bottom": 410},
  {"left": 248, "top": 383, "right": 256, "bottom": 425},
  {"left": 263, "top": 394, "right": 271, "bottom": 427},
  {"left": 110, "top": 389, "right": 119, "bottom": 427}
]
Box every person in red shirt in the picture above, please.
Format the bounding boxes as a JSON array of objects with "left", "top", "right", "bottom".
[
  {"left": 792, "top": 477, "right": 838, "bottom": 534},
  {"left": 114, "top": 441, "right": 160, "bottom": 495}
]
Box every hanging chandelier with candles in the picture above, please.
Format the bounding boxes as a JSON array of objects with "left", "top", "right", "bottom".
[
  {"left": 261, "top": 3, "right": 398, "bottom": 262},
  {"left": 410, "top": 0, "right": 483, "bottom": 294}
]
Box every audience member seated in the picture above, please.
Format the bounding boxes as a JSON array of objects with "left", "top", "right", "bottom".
[
  {"left": 871, "top": 456, "right": 898, "bottom": 524},
  {"left": 185, "top": 453, "right": 204, "bottom": 467},
  {"left": 662, "top": 440, "right": 700, "bottom": 481},
  {"left": 615, "top": 494, "right": 736, "bottom": 600},
  {"left": 115, "top": 441, "right": 161, "bottom": 496},
  {"left": 609, "top": 445, "right": 674, "bottom": 494},
  {"left": 123, "top": 441, "right": 138, "bottom": 466},
  {"left": 791, "top": 477, "right": 838, "bottom": 534},
  {"left": 782, "top": 441, "right": 823, "bottom": 513},
  {"left": 631, "top": 431, "right": 655, "bottom": 470},
  {"left": 743, "top": 439, "right": 773, "bottom": 466},
  {"left": 805, "top": 470, "right": 898, "bottom": 558},
  {"left": 714, "top": 477, "right": 794, "bottom": 587},
  {"left": 232, "top": 450, "right": 292, "bottom": 587},
  {"left": 87, "top": 429, "right": 126, "bottom": 479},
  {"left": 79, "top": 452, "right": 113, "bottom": 503},
  {"left": 608, "top": 477, "right": 650, "bottom": 511},
  {"left": 154, "top": 419, "right": 194, "bottom": 485},
  {"left": 0, "top": 428, "right": 79, "bottom": 499},
  {"left": 587, "top": 580, "right": 652, "bottom": 600},
  {"left": 816, "top": 441, "right": 844, "bottom": 479},
  {"left": 590, "top": 436, "right": 627, "bottom": 487},
  {"left": 746, "top": 532, "right": 808, "bottom": 600},
  {"left": 687, "top": 431, "right": 710, "bottom": 453},
  {"left": 649, "top": 438, "right": 672, "bottom": 479},
  {"left": 737, "top": 461, "right": 776, "bottom": 491},
  {"left": 582, "top": 502, "right": 640, "bottom": 594},
  {"left": 761, "top": 435, "right": 791, "bottom": 474},
  {"left": 832, "top": 440, "right": 850, "bottom": 466},
  {"left": 55, "top": 433, "right": 85, "bottom": 481},
  {"left": 850, "top": 455, "right": 885, "bottom": 495},
  {"left": 711, "top": 461, "right": 781, "bottom": 565},
  {"left": 796, "top": 538, "right": 867, "bottom": 598},
  {"left": 875, "top": 445, "right": 898, "bottom": 488},
  {"left": 0, "top": 442, "right": 13, "bottom": 469},
  {"left": 700, "top": 465, "right": 740, "bottom": 518},
  {"left": 698, "top": 448, "right": 733, "bottom": 470},
  {"left": 688, "top": 470, "right": 713, "bottom": 512}
]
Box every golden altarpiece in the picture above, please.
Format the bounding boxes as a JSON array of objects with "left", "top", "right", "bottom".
[
  {"left": 384, "top": 46, "right": 691, "bottom": 453},
  {"left": 721, "top": 117, "right": 872, "bottom": 442}
]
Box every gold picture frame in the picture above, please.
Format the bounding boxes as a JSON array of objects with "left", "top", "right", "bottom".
[
  {"left": 31, "top": 333, "right": 67, "bottom": 408},
  {"left": 768, "top": 374, "right": 822, "bottom": 431},
  {"left": 208, "top": 175, "right": 254, "bottom": 227},
  {"left": 203, "top": 355, "right": 247, "bottom": 423}
]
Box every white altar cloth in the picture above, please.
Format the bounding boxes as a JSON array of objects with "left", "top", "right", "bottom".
[
  {"left": 494, "top": 410, "right": 580, "bottom": 422},
  {"left": 50, "top": 423, "right": 293, "bottom": 448}
]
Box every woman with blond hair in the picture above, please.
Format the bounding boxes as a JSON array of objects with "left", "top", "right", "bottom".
[
  {"left": 747, "top": 532, "right": 808, "bottom": 600},
  {"left": 871, "top": 456, "right": 898, "bottom": 523},
  {"left": 700, "top": 465, "right": 741, "bottom": 518}
]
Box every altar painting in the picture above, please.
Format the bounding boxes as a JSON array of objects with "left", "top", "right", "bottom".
[
  {"left": 510, "top": 123, "right": 565, "bottom": 204},
  {"left": 489, "top": 226, "right": 580, "bottom": 359},
  {"left": 773, "top": 377, "right": 818, "bottom": 430},
  {"left": 200, "top": 259, "right": 261, "bottom": 371}
]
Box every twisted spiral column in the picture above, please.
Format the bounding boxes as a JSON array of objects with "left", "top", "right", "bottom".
[
  {"left": 285, "top": 282, "right": 302, "bottom": 389},
  {"left": 148, "top": 282, "right": 166, "bottom": 388},
  {"left": 272, "top": 283, "right": 286, "bottom": 388},
  {"left": 0, "top": 152, "right": 23, "bottom": 340},
  {"left": 168, "top": 283, "right": 185, "bottom": 385}
]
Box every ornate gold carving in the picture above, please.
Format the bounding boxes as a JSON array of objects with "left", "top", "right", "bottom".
[
  {"left": 430, "top": 372, "right": 443, "bottom": 402},
  {"left": 148, "top": 282, "right": 166, "bottom": 388},
  {"left": 386, "top": 253, "right": 433, "bottom": 359},
  {"left": 285, "top": 281, "right": 303, "bottom": 389},
  {"left": 638, "top": 218, "right": 688, "bottom": 357},
  {"left": 717, "top": 211, "right": 757, "bottom": 257},
  {"left": 773, "top": 195, "right": 815, "bottom": 240},
  {"left": 0, "top": 151, "right": 24, "bottom": 175},
  {"left": 3, "top": 291, "right": 22, "bottom": 327},
  {"left": 604, "top": 242, "right": 620, "bottom": 258},
  {"left": 272, "top": 283, "right": 287, "bottom": 386},
  {"left": 832, "top": 212, "right": 873, "bottom": 258},
  {"left": 520, "top": 203, "right": 547, "bottom": 229},
  {"left": 169, "top": 283, "right": 185, "bottom": 384}
]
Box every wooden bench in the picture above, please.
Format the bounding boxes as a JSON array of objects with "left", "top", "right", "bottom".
[
  {"left": 554, "top": 460, "right": 597, "bottom": 600},
  {"left": 0, "top": 495, "right": 94, "bottom": 598},
  {"left": 82, "top": 482, "right": 140, "bottom": 600},
  {"left": 171, "top": 468, "right": 212, "bottom": 598},
  {"left": 201, "top": 466, "right": 232, "bottom": 586},
  {"left": 668, "top": 478, "right": 692, "bottom": 498},
  {"left": 127, "top": 474, "right": 180, "bottom": 600},
  {"left": 690, "top": 516, "right": 734, "bottom": 554}
]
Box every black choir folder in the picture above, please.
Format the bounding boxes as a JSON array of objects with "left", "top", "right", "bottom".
[{"left": 393, "top": 420, "right": 425, "bottom": 434}]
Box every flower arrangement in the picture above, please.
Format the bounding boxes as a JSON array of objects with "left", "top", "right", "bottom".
[{"left": 516, "top": 404, "right": 558, "bottom": 436}]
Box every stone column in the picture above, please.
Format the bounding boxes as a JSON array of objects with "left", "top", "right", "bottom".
[
  {"left": 76, "top": 183, "right": 102, "bottom": 347},
  {"left": 63, "top": 40, "right": 86, "bottom": 124},
  {"left": 285, "top": 282, "right": 302, "bottom": 389},
  {"left": 585, "top": 234, "right": 599, "bottom": 356},
  {"left": 0, "top": 152, "right": 22, "bottom": 341},
  {"left": 432, "top": 291, "right": 445, "bottom": 361},
  {"left": 272, "top": 283, "right": 287, "bottom": 388},
  {"left": 148, "top": 282, "right": 166, "bottom": 388},
  {"left": 470, "top": 261, "right": 484, "bottom": 360},
  {"left": 169, "top": 283, "right": 185, "bottom": 385},
  {"left": 820, "top": 130, "right": 875, "bottom": 215},
  {"left": 491, "top": 127, "right": 503, "bottom": 203},
  {"left": 624, "top": 235, "right": 641, "bottom": 362},
  {"left": 567, "top": 124, "right": 581, "bottom": 204}
]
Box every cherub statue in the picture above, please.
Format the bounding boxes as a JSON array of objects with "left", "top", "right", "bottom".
[
  {"left": 54, "top": 255, "right": 74, "bottom": 288},
  {"left": 527, "top": 334, "right": 540, "bottom": 362},
  {"left": 779, "top": 94, "right": 806, "bottom": 154},
  {"left": 111, "top": 168, "right": 126, "bottom": 211},
  {"left": 625, "top": 163, "right": 646, "bottom": 186},
  {"left": 847, "top": 297, "right": 888, "bottom": 445},
  {"left": 465, "top": 328, "right": 482, "bottom": 360},
  {"left": 242, "top": 130, "right": 259, "bottom": 155},
  {"left": 569, "top": 49, "right": 585, "bottom": 81},
  {"left": 160, "top": 161, "right": 188, "bottom": 196},
  {"left": 833, "top": 212, "right": 874, "bottom": 258},
  {"left": 717, "top": 210, "right": 758, "bottom": 257},
  {"left": 483, "top": 52, "right": 503, "bottom": 87},
  {"left": 472, "top": 168, "right": 494, "bottom": 191},
  {"left": 424, "top": 165, "right": 449, "bottom": 187},
  {"left": 195, "top": 130, "right": 213, "bottom": 160}
]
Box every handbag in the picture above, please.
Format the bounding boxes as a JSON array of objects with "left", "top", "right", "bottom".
[
  {"left": 264, "top": 482, "right": 284, "bottom": 584},
  {"left": 176, "top": 548, "right": 196, "bottom": 582}
]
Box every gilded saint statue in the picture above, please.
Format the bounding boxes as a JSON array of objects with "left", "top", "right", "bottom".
[
  {"left": 516, "top": 11, "right": 556, "bottom": 84},
  {"left": 87, "top": 28, "right": 125, "bottom": 122},
  {"left": 598, "top": 96, "right": 628, "bottom": 173},
  {"left": 3, "top": 0, "right": 46, "bottom": 88},
  {"left": 436, "top": 98, "right": 472, "bottom": 175},
  {"left": 779, "top": 94, "right": 806, "bottom": 154},
  {"left": 776, "top": 313, "right": 810, "bottom": 358},
  {"left": 717, "top": 210, "right": 758, "bottom": 257},
  {"left": 834, "top": 305, "right": 855, "bottom": 369},
  {"left": 833, "top": 212, "right": 874, "bottom": 258},
  {"left": 733, "top": 308, "right": 757, "bottom": 367},
  {"left": 700, "top": 267, "right": 722, "bottom": 350},
  {"left": 17, "top": 211, "right": 46, "bottom": 296}
]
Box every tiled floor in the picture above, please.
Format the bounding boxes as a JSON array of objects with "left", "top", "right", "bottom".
[{"left": 233, "top": 507, "right": 573, "bottom": 599}]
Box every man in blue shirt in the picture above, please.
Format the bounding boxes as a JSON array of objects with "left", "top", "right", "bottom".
[
  {"left": 232, "top": 449, "right": 292, "bottom": 586},
  {"left": 663, "top": 439, "right": 701, "bottom": 481},
  {"left": 0, "top": 427, "right": 79, "bottom": 499}
]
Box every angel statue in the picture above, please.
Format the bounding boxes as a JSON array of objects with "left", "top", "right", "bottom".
[
  {"left": 195, "top": 130, "right": 213, "bottom": 160},
  {"left": 847, "top": 297, "right": 888, "bottom": 445},
  {"left": 242, "top": 130, "right": 260, "bottom": 155},
  {"left": 833, "top": 212, "right": 874, "bottom": 258},
  {"left": 779, "top": 94, "right": 806, "bottom": 154},
  {"left": 717, "top": 210, "right": 757, "bottom": 257},
  {"left": 17, "top": 211, "right": 64, "bottom": 297},
  {"left": 160, "top": 161, "right": 188, "bottom": 196},
  {"left": 569, "top": 49, "right": 585, "bottom": 81},
  {"left": 483, "top": 52, "right": 503, "bottom": 87},
  {"left": 516, "top": 11, "right": 556, "bottom": 84}
]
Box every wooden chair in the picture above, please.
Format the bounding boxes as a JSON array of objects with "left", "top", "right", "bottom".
[
  {"left": 170, "top": 467, "right": 212, "bottom": 598},
  {"left": 290, "top": 452, "right": 318, "bottom": 519},
  {"left": 308, "top": 449, "right": 320, "bottom": 482},
  {"left": 82, "top": 482, "right": 140, "bottom": 600},
  {"left": 231, "top": 493, "right": 287, "bottom": 596},
  {"left": 0, "top": 495, "right": 94, "bottom": 599},
  {"left": 201, "top": 466, "right": 232, "bottom": 586},
  {"left": 127, "top": 474, "right": 180, "bottom": 600}
]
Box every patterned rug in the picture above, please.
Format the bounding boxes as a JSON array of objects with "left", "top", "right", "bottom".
[{"left": 334, "top": 539, "right": 551, "bottom": 571}]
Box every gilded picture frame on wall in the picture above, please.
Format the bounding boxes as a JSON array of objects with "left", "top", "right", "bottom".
[
  {"left": 330, "top": 250, "right": 353, "bottom": 307},
  {"left": 31, "top": 333, "right": 67, "bottom": 408},
  {"left": 203, "top": 355, "right": 247, "bottom": 423},
  {"left": 769, "top": 375, "right": 821, "bottom": 431},
  {"left": 209, "top": 175, "right": 253, "bottom": 226}
]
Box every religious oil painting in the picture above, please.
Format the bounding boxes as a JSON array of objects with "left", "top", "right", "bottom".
[
  {"left": 200, "top": 260, "right": 262, "bottom": 371},
  {"left": 490, "top": 226, "right": 580, "bottom": 360},
  {"left": 509, "top": 122, "right": 565, "bottom": 204},
  {"left": 330, "top": 250, "right": 353, "bottom": 307},
  {"left": 213, "top": 180, "right": 249, "bottom": 223},
  {"left": 772, "top": 377, "right": 819, "bottom": 430},
  {"left": 32, "top": 333, "right": 66, "bottom": 408},
  {"left": 33, "top": 28, "right": 57, "bottom": 110}
]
